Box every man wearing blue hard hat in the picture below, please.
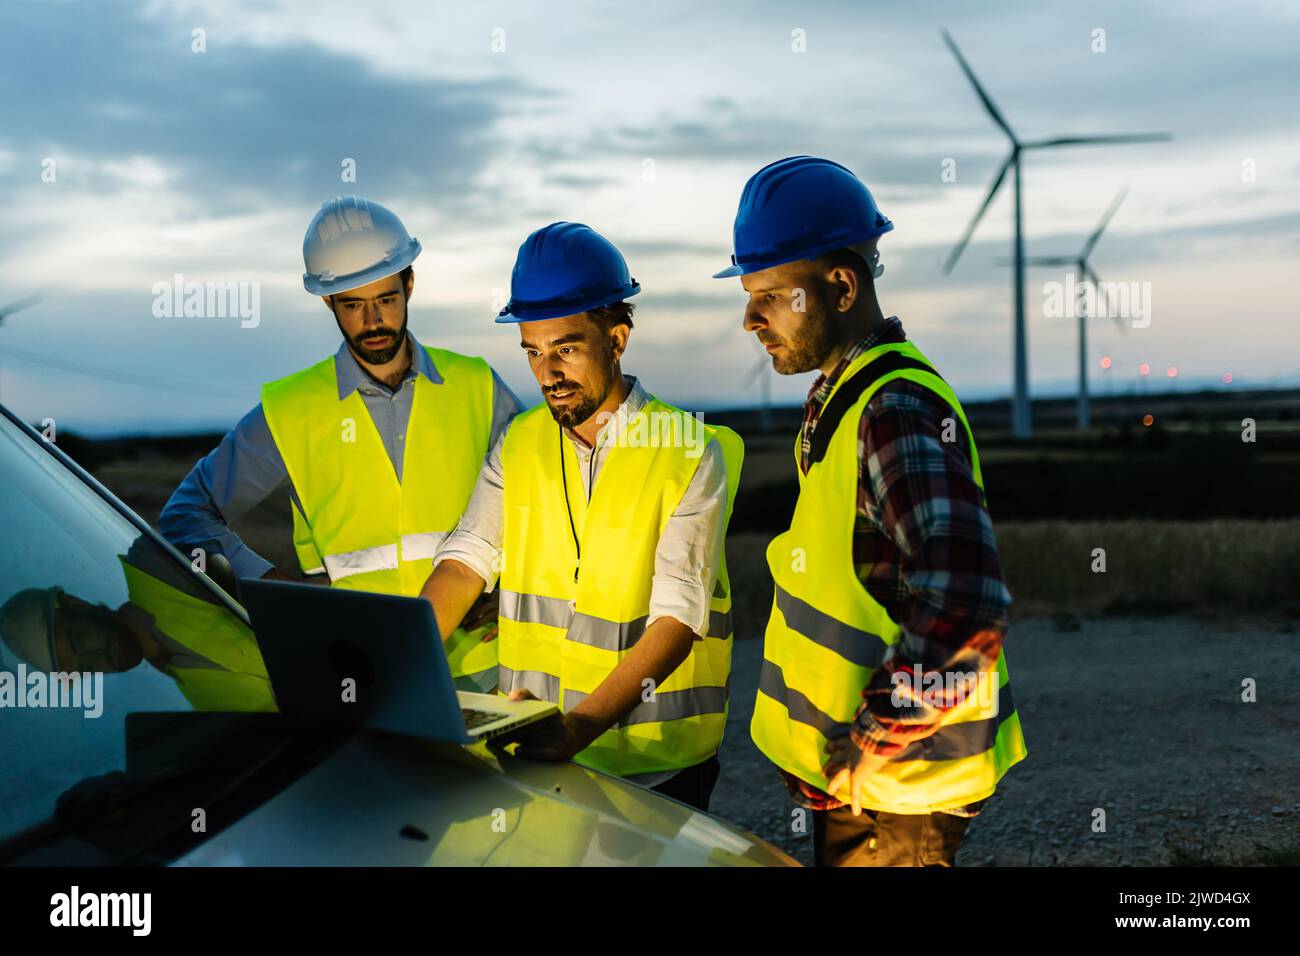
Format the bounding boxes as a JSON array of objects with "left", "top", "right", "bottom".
[
  {"left": 160, "top": 196, "right": 520, "bottom": 692},
  {"left": 717, "top": 156, "right": 1027, "bottom": 865},
  {"left": 420, "top": 222, "right": 744, "bottom": 811}
]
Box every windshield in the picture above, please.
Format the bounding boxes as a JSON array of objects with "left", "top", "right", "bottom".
[{"left": 0, "top": 409, "right": 275, "bottom": 848}]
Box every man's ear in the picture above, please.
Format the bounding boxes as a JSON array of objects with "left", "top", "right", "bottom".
[
  {"left": 828, "top": 263, "right": 860, "bottom": 314},
  {"left": 404, "top": 268, "right": 415, "bottom": 300},
  {"left": 608, "top": 323, "right": 630, "bottom": 364}
]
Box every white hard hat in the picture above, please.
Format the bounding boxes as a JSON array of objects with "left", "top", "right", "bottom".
[
  {"left": 0, "top": 586, "right": 61, "bottom": 670},
  {"left": 302, "top": 195, "right": 422, "bottom": 296}
]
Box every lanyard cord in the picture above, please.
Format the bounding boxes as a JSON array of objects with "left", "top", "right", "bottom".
[
  {"left": 558, "top": 423, "right": 605, "bottom": 583},
  {"left": 559, "top": 424, "right": 581, "bottom": 581}
]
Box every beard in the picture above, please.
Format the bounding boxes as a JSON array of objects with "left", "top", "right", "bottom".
[
  {"left": 334, "top": 300, "right": 409, "bottom": 365},
  {"left": 760, "top": 292, "right": 839, "bottom": 374},
  {"left": 543, "top": 374, "right": 611, "bottom": 429}
]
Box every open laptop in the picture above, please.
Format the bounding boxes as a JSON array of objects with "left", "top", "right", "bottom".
[{"left": 239, "top": 578, "right": 556, "bottom": 743}]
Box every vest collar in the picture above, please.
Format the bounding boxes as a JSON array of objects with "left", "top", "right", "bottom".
[
  {"left": 564, "top": 374, "right": 649, "bottom": 451},
  {"left": 333, "top": 331, "right": 443, "bottom": 400}
]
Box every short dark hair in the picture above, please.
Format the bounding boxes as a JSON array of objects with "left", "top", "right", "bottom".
[
  {"left": 587, "top": 300, "right": 635, "bottom": 332},
  {"left": 814, "top": 247, "right": 871, "bottom": 286}
]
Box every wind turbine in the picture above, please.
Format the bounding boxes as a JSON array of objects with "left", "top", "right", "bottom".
[
  {"left": 940, "top": 29, "right": 1170, "bottom": 439},
  {"left": 998, "top": 186, "right": 1130, "bottom": 430}
]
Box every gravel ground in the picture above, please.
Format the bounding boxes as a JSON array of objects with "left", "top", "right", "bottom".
[{"left": 711, "top": 614, "right": 1300, "bottom": 866}]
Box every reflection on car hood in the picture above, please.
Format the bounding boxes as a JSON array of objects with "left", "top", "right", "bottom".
[{"left": 174, "top": 731, "right": 799, "bottom": 867}]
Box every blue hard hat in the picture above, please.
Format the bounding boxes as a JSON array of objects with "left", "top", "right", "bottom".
[
  {"left": 496, "top": 222, "right": 640, "bottom": 323},
  {"left": 713, "top": 156, "right": 893, "bottom": 278}
]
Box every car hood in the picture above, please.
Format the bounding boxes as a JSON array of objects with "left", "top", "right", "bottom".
[{"left": 174, "top": 730, "right": 799, "bottom": 866}]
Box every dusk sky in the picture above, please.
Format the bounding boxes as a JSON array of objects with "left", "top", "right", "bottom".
[{"left": 0, "top": 0, "right": 1296, "bottom": 434}]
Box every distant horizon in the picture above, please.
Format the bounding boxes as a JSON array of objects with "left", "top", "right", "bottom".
[{"left": 11, "top": 373, "right": 1295, "bottom": 441}]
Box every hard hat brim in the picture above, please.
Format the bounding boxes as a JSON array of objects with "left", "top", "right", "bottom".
[
  {"left": 303, "top": 239, "right": 421, "bottom": 296},
  {"left": 494, "top": 283, "right": 640, "bottom": 324},
  {"left": 711, "top": 222, "right": 893, "bottom": 279}
]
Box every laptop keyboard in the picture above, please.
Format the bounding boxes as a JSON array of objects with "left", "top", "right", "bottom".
[{"left": 461, "top": 708, "right": 504, "bottom": 730}]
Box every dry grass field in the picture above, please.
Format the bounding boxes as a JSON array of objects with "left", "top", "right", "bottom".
[{"left": 95, "top": 447, "right": 1300, "bottom": 622}]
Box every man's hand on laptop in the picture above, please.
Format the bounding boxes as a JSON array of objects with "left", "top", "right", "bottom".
[{"left": 488, "top": 689, "right": 604, "bottom": 761}]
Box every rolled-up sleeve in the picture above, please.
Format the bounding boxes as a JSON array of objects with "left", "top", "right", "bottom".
[
  {"left": 157, "top": 403, "right": 292, "bottom": 581},
  {"left": 647, "top": 439, "right": 728, "bottom": 639},
  {"left": 434, "top": 430, "right": 508, "bottom": 592}
]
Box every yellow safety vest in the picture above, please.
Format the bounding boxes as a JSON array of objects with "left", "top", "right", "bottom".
[
  {"left": 751, "top": 340, "right": 1027, "bottom": 814},
  {"left": 261, "top": 346, "right": 499, "bottom": 690},
  {"left": 497, "top": 398, "right": 744, "bottom": 777},
  {"left": 119, "top": 558, "right": 275, "bottom": 712}
]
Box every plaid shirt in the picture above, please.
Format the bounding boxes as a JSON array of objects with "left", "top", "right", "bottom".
[{"left": 780, "top": 317, "right": 1011, "bottom": 816}]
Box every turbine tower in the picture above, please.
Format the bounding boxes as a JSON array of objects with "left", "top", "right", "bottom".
[
  {"left": 999, "top": 186, "right": 1130, "bottom": 430},
  {"left": 940, "top": 29, "right": 1169, "bottom": 439}
]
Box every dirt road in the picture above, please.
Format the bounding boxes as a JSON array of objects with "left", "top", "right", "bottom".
[{"left": 711, "top": 614, "right": 1300, "bottom": 866}]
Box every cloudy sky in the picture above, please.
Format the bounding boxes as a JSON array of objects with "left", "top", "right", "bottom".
[{"left": 0, "top": 0, "right": 1297, "bottom": 434}]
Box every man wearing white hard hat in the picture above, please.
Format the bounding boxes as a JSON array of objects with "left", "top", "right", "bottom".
[{"left": 160, "top": 196, "right": 521, "bottom": 691}]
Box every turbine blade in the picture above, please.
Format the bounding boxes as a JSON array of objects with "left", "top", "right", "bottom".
[
  {"left": 940, "top": 30, "right": 1017, "bottom": 142},
  {"left": 0, "top": 294, "right": 42, "bottom": 321},
  {"left": 943, "top": 153, "right": 1014, "bottom": 273},
  {"left": 1082, "top": 185, "right": 1130, "bottom": 257},
  {"left": 1085, "top": 264, "right": 1125, "bottom": 333},
  {"left": 1023, "top": 133, "right": 1172, "bottom": 149}
]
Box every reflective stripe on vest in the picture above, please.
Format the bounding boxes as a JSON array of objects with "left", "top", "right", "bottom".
[
  {"left": 260, "top": 346, "right": 498, "bottom": 686},
  {"left": 566, "top": 683, "right": 730, "bottom": 726},
  {"left": 500, "top": 590, "right": 733, "bottom": 649},
  {"left": 758, "top": 658, "right": 1019, "bottom": 761},
  {"left": 316, "top": 532, "right": 451, "bottom": 582},
  {"left": 497, "top": 397, "right": 745, "bottom": 777},
  {"left": 497, "top": 665, "right": 726, "bottom": 726},
  {"left": 750, "top": 340, "right": 1027, "bottom": 814}
]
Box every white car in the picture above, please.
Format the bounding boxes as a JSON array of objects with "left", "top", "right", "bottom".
[{"left": 0, "top": 404, "right": 796, "bottom": 867}]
